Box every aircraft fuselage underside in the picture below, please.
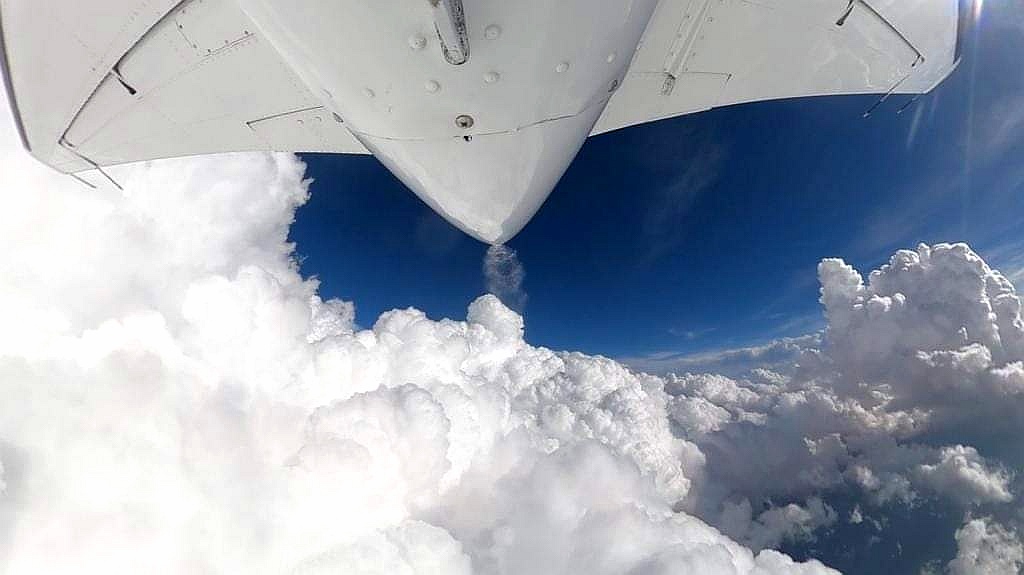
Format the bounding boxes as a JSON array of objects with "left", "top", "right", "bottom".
[{"left": 237, "top": 0, "right": 661, "bottom": 243}]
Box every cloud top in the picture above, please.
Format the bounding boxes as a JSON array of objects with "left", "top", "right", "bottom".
[
  {"left": 0, "top": 151, "right": 838, "bottom": 574},
  {"left": 4, "top": 83, "right": 1024, "bottom": 570}
]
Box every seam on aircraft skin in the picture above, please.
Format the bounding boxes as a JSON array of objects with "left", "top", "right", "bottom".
[
  {"left": 349, "top": 97, "right": 614, "bottom": 143},
  {"left": 849, "top": 1, "right": 924, "bottom": 65},
  {"left": 50, "top": 0, "right": 192, "bottom": 160},
  {"left": 0, "top": 6, "right": 31, "bottom": 151},
  {"left": 62, "top": 27, "right": 257, "bottom": 153},
  {"left": 736, "top": 0, "right": 923, "bottom": 65},
  {"left": 245, "top": 105, "right": 326, "bottom": 127}
]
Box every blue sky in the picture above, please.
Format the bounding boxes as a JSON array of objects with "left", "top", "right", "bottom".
[{"left": 290, "top": 3, "right": 1023, "bottom": 362}]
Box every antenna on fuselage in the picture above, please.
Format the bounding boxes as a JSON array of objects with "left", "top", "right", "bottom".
[{"left": 429, "top": 0, "right": 470, "bottom": 65}]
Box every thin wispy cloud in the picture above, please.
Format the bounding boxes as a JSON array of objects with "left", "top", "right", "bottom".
[
  {"left": 483, "top": 244, "right": 527, "bottom": 312},
  {"left": 980, "top": 237, "right": 1024, "bottom": 285},
  {"left": 641, "top": 143, "right": 724, "bottom": 263},
  {"left": 623, "top": 333, "right": 821, "bottom": 377}
]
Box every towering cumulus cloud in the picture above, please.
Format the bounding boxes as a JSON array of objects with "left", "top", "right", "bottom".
[
  {"left": 660, "top": 244, "right": 1024, "bottom": 573},
  {"left": 3, "top": 95, "right": 1024, "bottom": 571},
  {"left": 0, "top": 145, "right": 833, "bottom": 573}
]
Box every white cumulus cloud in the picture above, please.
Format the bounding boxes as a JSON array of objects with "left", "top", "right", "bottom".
[
  {"left": 0, "top": 88, "right": 837, "bottom": 573},
  {"left": 917, "top": 446, "right": 1013, "bottom": 505},
  {"left": 649, "top": 242, "right": 1024, "bottom": 569},
  {"left": 5, "top": 86, "right": 1024, "bottom": 573},
  {"left": 949, "top": 517, "right": 1024, "bottom": 575}
]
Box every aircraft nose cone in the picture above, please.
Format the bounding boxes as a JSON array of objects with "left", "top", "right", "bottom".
[{"left": 357, "top": 102, "right": 606, "bottom": 244}]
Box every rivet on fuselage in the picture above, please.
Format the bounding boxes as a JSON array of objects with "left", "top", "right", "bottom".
[
  {"left": 363, "top": 88, "right": 375, "bottom": 98},
  {"left": 556, "top": 61, "right": 570, "bottom": 73},
  {"left": 484, "top": 24, "right": 501, "bottom": 40},
  {"left": 455, "top": 115, "right": 475, "bottom": 129},
  {"left": 484, "top": 71, "right": 500, "bottom": 84},
  {"left": 607, "top": 52, "right": 617, "bottom": 64},
  {"left": 425, "top": 80, "right": 441, "bottom": 93}
]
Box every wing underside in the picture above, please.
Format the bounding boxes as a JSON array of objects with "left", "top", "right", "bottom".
[
  {"left": 0, "top": 0, "right": 369, "bottom": 175},
  {"left": 1, "top": 0, "right": 964, "bottom": 173},
  {"left": 594, "top": 0, "right": 963, "bottom": 134}
]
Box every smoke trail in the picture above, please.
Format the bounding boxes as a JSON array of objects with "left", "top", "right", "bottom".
[{"left": 484, "top": 244, "right": 526, "bottom": 312}]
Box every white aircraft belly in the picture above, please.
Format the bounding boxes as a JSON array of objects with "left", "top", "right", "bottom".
[{"left": 235, "top": 0, "right": 661, "bottom": 242}]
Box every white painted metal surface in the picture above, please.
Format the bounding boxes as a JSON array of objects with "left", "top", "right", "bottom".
[
  {"left": 364, "top": 101, "right": 609, "bottom": 243},
  {"left": 594, "top": 0, "right": 961, "bottom": 134},
  {"left": 0, "top": 0, "right": 368, "bottom": 174},
  {"left": 235, "top": 0, "right": 660, "bottom": 242},
  {"left": 0, "top": 0, "right": 966, "bottom": 243}
]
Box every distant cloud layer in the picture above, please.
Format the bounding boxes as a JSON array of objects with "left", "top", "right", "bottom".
[
  {"left": 2, "top": 99, "right": 1023, "bottom": 571},
  {"left": 660, "top": 243, "right": 1024, "bottom": 572},
  {"left": 624, "top": 333, "right": 821, "bottom": 378}
]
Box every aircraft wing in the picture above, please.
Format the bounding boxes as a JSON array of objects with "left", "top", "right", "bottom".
[
  {"left": 593, "top": 0, "right": 966, "bottom": 135},
  {"left": 2, "top": 0, "right": 966, "bottom": 175},
  {"left": 0, "top": 0, "right": 369, "bottom": 175}
]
